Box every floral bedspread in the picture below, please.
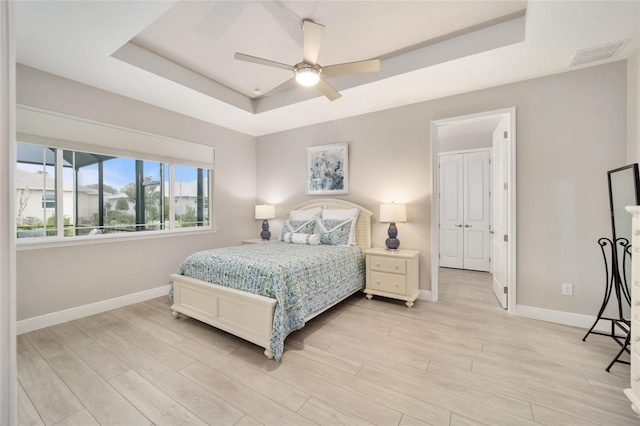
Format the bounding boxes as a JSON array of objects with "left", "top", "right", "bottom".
[{"left": 176, "top": 241, "right": 364, "bottom": 361}]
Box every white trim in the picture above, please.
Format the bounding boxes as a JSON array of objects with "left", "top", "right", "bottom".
[
  {"left": 431, "top": 107, "right": 517, "bottom": 314},
  {"left": 0, "top": 1, "right": 17, "bottom": 423},
  {"left": 16, "top": 227, "right": 218, "bottom": 251},
  {"left": 515, "top": 304, "right": 610, "bottom": 333},
  {"left": 16, "top": 285, "right": 171, "bottom": 335},
  {"left": 507, "top": 110, "right": 517, "bottom": 313}
]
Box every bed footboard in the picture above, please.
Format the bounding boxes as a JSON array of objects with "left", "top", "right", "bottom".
[{"left": 170, "top": 273, "right": 277, "bottom": 358}]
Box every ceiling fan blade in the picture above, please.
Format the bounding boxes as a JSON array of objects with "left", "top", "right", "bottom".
[
  {"left": 322, "top": 59, "right": 380, "bottom": 76},
  {"left": 316, "top": 79, "right": 342, "bottom": 101},
  {"left": 260, "top": 78, "right": 299, "bottom": 97},
  {"left": 302, "top": 19, "right": 324, "bottom": 65},
  {"left": 234, "top": 53, "right": 293, "bottom": 71}
]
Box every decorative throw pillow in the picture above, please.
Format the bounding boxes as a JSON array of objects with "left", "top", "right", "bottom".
[
  {"left": 282, "top": 232, "right": 321, "bottom": 245},
  {"left": 279, "top": 220, "right": 316, "bottom": 241},
  {"left": 322, "top": 208, "right": 359, "bottom": 245},
  {"left": 313, "top": 218, "right": 355, "bottom": 246}
]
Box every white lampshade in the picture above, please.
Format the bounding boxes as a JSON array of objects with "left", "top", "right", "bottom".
[
  {"left": 379, "top": 203, "right": 407, "bottom": 223},
  {"left": 255, "top": 204, "right": 275, "bottom": 220}
]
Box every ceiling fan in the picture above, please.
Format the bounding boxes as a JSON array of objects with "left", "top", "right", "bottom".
[{"left": 234, "top": 19, "right": 380, "bottom": 101}]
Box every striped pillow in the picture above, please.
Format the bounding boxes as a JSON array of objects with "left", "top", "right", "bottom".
[{"left": 282, "top": 232, "right": 321, "bottom": 245}]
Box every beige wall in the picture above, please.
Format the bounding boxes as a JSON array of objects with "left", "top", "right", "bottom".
[
  {"left": 257, "top": 61, "right": 627, "bottom": 316},
  {"left": 16, "top": 66, "right": 257, "bottom": 320},
  {"left": 14, "top": 60, "right": 631, "bottom": 320}
]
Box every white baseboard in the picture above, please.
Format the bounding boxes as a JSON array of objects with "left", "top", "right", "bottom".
[
  {"left": 419, "top": 289, "right": 434, "bottom": 302},
  {"left": 417, "top": 295, "right": 614, "bottom": 333},
  {"left": 17, "top": 284, "right": 172, "bottom": 335},
  {"left": 515, "top": 304, "right": 612, "bottom": 333}
]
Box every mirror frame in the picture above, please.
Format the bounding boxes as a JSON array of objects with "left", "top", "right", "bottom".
[{"left": 608, "top": 163, "right": 640, "bottom": 242}]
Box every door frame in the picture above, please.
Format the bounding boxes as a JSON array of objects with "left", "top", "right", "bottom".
[
  {"left": 0, "top": 1, "right": 17, "bottom": 424},
  {"left": 430, "top": 107, "right": 517, "bottom": 314}
]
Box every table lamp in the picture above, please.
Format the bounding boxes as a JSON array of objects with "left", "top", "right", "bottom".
[
  {"left": 379, "top": 203, "right": 407, "bottom": 250},
  {"left": 255, "top": 204, "right": 276, "bottom": 240}
]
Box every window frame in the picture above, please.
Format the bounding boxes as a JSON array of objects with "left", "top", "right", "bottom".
[
  {"left": 16, "top": 145, "right": 215, "bottom": 249},
  {"left": 14, "top": 106, "right": 217, "bottom": 250}
]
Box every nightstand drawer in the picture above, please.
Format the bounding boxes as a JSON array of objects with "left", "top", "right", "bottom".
[
  {"left": 369, "top": 255, "right": 406, "bottom": 274},
  {"left": 370, "top": 271, "right": 407, "bottom": 295}
]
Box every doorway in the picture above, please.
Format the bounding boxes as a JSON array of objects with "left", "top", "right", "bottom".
[{"left": 431, "top": 108, "right": 516, "bottom": 312}]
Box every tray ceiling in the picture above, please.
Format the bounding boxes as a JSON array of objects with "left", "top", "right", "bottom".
[{"left": 14, "top": 1, "right": 640, "bottom": 136}]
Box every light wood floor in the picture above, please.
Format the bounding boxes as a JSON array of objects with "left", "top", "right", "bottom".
[{"left": 17, "top": 268, "right": 637, "bottom": 426}]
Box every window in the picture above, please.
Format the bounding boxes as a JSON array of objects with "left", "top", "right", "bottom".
[
  {"left": 16, "top": 143, "right": 57, "bottom": 238},
  {"left": 16, "top": 141, "right": 213, "bottom": 239},
  {"left": 174, "top": 165, "right": 209, "bottom": 228},
  {"left": 41, "top": 194, "right": 55, "bottom": 209}
]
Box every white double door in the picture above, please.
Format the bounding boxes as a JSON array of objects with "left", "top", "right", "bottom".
[{"left": 439, "top": 150, "right": 491, "bottom": 272}]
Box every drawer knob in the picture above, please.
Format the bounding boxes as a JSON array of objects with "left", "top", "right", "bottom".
[
  {"left": 376, "top": 280, "right": 380, "bottom": 286},
  {"left": 635, "top": 229, "right": 640, "bottom": 236},
  {"left": 376, "top": 262, "right": 380, "bottom": 267},
  {"left": 395, "top": 282, "right": 399, "bottom": 288},
  {"left": 394, "top": 265, "right": 399, "bottom": 270},
  {"left": 636, "top": 300, "right": 640, "bottom": 307},
  {"left": 635, "top": 336, "right": 640, "bottom": 342},
  {"left": 634, "top": 376, "right": 640, "bottom": 382}
]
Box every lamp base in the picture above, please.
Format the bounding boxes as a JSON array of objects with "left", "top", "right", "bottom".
[
  {"left": 260, "top": 219, "right": 271, "bottom": 240},
  {"left": 385, "top": 237, "right": 400, "bottom": 250},
  {"left": 385, "top": 222, "right": 400, "bottom": 250}
]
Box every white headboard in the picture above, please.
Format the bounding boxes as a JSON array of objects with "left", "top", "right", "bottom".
[{"left": 290, "top": 198, "right": 373, "bottom": 251}]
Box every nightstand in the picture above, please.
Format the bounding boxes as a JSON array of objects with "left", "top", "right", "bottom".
[
  {"left": 364, "top": 247, "right": 420, "bottom": 307},
  {"left": 241, "top": 238, "right": 270, "bottom": 245}
]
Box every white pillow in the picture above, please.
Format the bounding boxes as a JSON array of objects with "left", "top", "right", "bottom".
[
  {"left": 290, "top": 206, "right": 322, "bottom": 221},
  {"left": 322, "top": 208, "right": 359, "bottom": 244},
  {"left": 322, "top": 207, "right": 359, "bottom": 221}
]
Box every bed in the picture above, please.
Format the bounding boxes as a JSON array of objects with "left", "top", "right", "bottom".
[{"left": 170, "top": 199, "right": 372, "bottom": 361}]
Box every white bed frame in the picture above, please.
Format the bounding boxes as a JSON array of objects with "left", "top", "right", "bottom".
[{"left": 170, "top": 198, "right": 372, "bottom": 359}]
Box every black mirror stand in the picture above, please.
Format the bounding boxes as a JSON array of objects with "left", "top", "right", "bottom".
[{"left": 583, "top": 237, "right": 631, "bottom": 371}]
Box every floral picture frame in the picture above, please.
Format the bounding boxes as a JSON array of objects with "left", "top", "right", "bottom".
[{"left": 306, "top": 143, "right": 349, "bottom": 195}]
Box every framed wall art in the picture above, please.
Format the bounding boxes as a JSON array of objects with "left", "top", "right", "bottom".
[{"left": 306, "top": 143, "right": 349, "bottom": 195}]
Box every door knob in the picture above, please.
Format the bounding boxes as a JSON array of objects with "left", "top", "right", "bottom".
[
  {"left": 455, "top": 224, "right": 462, "bottom": 227},
  {"left": 465, "top": 224, "right": 471, "bottom": 228}
]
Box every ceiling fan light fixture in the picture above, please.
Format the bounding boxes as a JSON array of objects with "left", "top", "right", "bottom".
[{"left": 295, "top": 66, "right": 320, "bottom": 87}]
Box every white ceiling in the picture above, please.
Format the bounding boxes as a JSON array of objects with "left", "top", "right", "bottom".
[
  {"left": 438, "top": 115, "right": 504, "bottom": 141},
  {"left": 14, "top": 1, "right": 640, "bottom": 137}
]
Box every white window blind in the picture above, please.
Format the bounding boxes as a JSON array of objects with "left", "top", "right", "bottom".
[{"left": 16, "top": 106, "right": 215, "bottom": 170}]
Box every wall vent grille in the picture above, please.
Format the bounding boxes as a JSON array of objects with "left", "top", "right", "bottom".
[{"left": 569, "top": 39, "right": 628, "bottom": 67}]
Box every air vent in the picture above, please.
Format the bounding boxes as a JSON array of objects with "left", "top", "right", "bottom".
[{"left": 569, "top": 39, "right": 628, "bottom": 67}]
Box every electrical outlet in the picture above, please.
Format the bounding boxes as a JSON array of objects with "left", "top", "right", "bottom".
[{"left": 562, "top": 283, "right": 573, "bottom": 296}]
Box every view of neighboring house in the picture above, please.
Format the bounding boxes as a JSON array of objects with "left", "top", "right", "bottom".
[
  {"left": 15, "top": 168, "right": 73, "bottom": 232},
  {"left": 16, "top": 166, "right": 206, "bottom": 235}
]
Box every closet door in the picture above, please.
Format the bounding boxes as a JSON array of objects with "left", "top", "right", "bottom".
[
  {"left": 463, "top": 151, "right": 490, "bottom": 272},
  {"left": 439, "top": 150, "right": 491, "bottom": 272},
  {"left": 439, "top": 154, "right": 464, "bottom": 269}
]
